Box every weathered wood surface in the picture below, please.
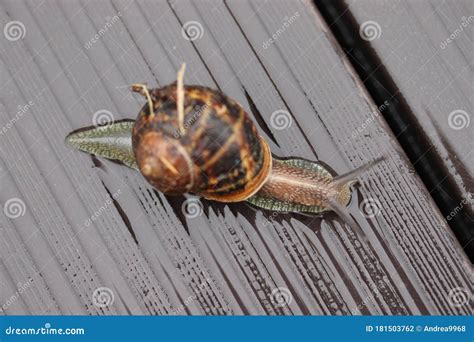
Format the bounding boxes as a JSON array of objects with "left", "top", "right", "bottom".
[
  {"left": 0, "top": 0, "right": 471, "bottom": 316},
  {"left": 347, "top": 0, "right": 473, "bottom": 207}
]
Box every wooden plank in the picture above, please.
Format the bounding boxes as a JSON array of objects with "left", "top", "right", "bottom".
[
  {"left": 346, "top": 0, "right": 473, "bottom": 210},
  {"left": 0, "top": 0, "right": 471, "bottom": 316}
]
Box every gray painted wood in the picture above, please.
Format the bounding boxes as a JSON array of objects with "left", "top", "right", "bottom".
[
  {"left": 0, "top": 0, "right": 471, "bottom": 316},
  {"left": 347, "top": 0, "right": 473, "bottom": 208}
]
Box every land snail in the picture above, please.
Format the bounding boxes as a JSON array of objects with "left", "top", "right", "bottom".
[{"left": 66, "top": 64, "right": 383, "bottom": 235}]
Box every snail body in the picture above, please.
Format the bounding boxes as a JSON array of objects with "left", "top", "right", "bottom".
[
  {"left": 248, "top": 158, "right": 349, "bottom": 214},
  {"left": 66, "top": 64, "right": 382, "bottom": 220}
]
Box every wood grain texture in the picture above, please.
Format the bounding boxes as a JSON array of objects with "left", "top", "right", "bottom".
[
  {"left": 347, "top": 0, "right": 473, "bottom": 206},
  {"left": 0, "top": 0, "right": 471, "bottom": 316}
]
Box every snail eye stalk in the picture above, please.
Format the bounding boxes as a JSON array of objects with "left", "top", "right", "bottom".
[
  {"left": 131, "top": 83, "right": 154, "bottom": 117},
  {"left": 176, "top": 63, "right": 186, "bottom": 135}
]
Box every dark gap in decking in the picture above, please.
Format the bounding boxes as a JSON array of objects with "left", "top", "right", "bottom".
[
  {"left": 162, "top": 194, "right": 196, "bottom": 234},
  {"left": 102, "top": 181, "right": 139, "bottom": 245},
  {"left": 314, "top": 0, "right": 474, "bottom": 261},
  {"left": 224, "top": 0, "right": 320, "bottom": 160},
  {"left": 253, "top": 224, "right": 315, "bottom": 314},
  {"left": 207, "top": 246, "right": 250, "bottom": 314},
  {"left": 243, "top": 88, "right": 280, "bottom": 147},
  {"left": 91, "top": 155, "right": 103, "bottom": 168}
]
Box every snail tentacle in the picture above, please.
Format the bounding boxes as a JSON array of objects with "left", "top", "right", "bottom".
[
  {"left": 131, "top": 83, "right": 154, "bottom": 117},
  {"left": 176, "top": 63, "right": 186, "bottom": 135}
]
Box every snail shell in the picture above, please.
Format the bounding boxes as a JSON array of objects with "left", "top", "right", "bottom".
[{"left": 132, "top": 84, "right": 272, "bottom": 202}]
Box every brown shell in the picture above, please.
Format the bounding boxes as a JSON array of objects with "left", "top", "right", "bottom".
[{"left": 132, "top": 84, "right": 272, "bottom": 202}]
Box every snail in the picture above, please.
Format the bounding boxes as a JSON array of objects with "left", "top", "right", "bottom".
[{"left": 66, "top": 64, "right": 383, "bottom": 233}]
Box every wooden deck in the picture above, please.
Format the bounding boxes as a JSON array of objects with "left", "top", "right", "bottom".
[
  {"left": 0, "top": 0, "right": 472, "bottom": 315},
  {"left": 343, "top": 0, "right": 474, "bottom": 261},
  {"left": 348, "top": 0, "right": 473, "bottom": 192}
]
